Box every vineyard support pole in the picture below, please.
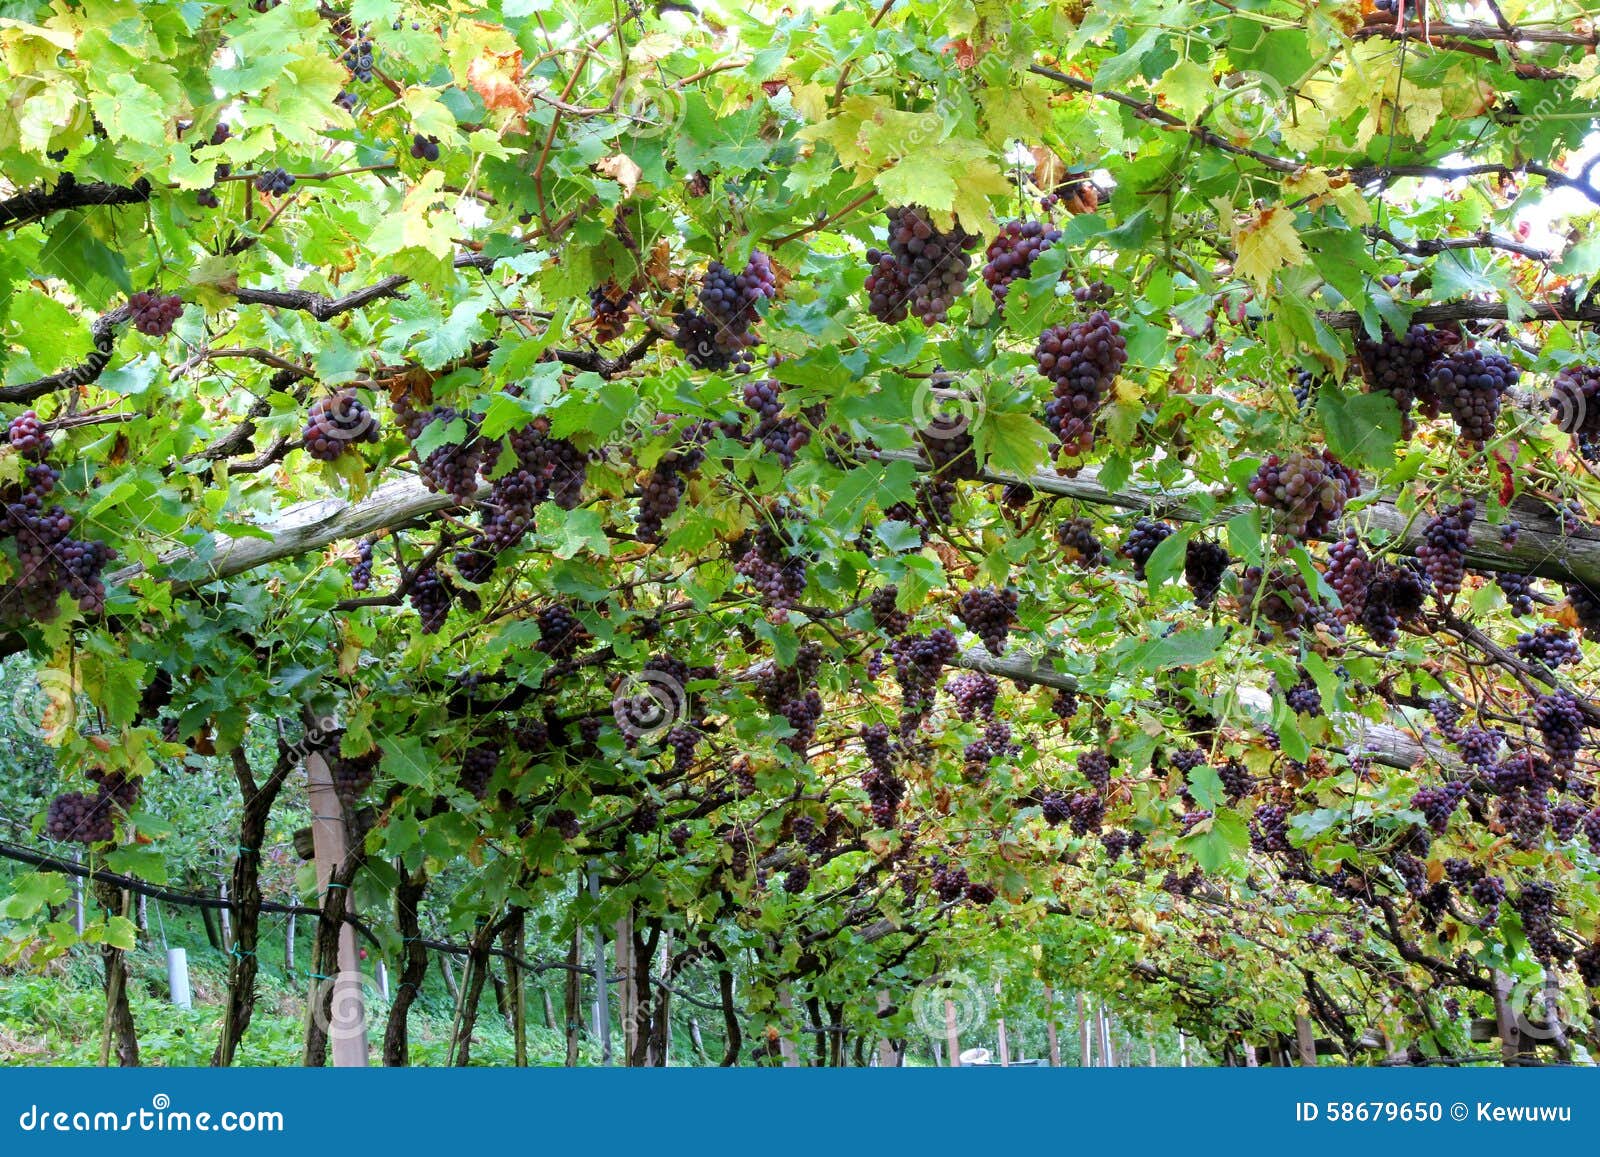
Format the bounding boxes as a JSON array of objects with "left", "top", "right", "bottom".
[{"left": 306, "top": 751, "right": 367, "bottom": 1067}]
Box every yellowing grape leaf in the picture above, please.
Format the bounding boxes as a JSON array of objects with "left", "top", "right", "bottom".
[
  {"left": 1233, "top": 206, "right": 1307, "bottom": 291},
  {"left": 468, "top": 47, "right": 529, "bottom": 114},
  {"left": 873, "top": 139, "right": 1009, "bottom": 237}
]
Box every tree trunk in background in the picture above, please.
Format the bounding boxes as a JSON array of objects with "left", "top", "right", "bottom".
[
  {"left": 283, "top": 911, "right": 295, "bottom": 973},
  {"left": 382, "top": 862, "right": 428, "bottom": 1067},
  {"left": 650, "top": 930, "right": 673, "bottom": 1067},
  {"left": 302, "top": 752, "right": 364, "bottom": 1067},
  {"left": 93, "top": 879, "right": 138, "bottom": 1067},
  {"left": 504, "top": 910, "right": 527, "bottom": 1067},
  {"left": 1044, "top": 985, "right": 1061, "bottom": 1066},
  {"left": 214, "top": 744, "right": 292, "bottom": 1067},
  {"left": 451, "top": 917, "right": 498, "bottom": 1067},
  {"left": 440, "top": 954, "right": 460, "bottom": 1003},
  {"left": 563, "top": 928, "right": 582, "bottom": 1066},
  {"left": 540, "top": 982, "right": 556, "bottom": 1030},
  {"left": 135, "top": 892, "right": 147, "bottom": 936},
  {"left": 876, "top": 991, "right": 900, "bottom": 1067}
]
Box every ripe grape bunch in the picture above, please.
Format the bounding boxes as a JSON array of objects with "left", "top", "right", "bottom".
[
  {"left": 1034, "top": 311, "right": 1128, "bottom": 457},
  {"left": 589, "top": 282, "right": 634, "bottom": 343},
  {"left": 1184, "top": 539, "right": 1230, "bottom": 607},
  {"left": 1428, "top": 348, "right": 1518, "bottom": 447},
  {"left": 981, "top": 218, "right": 1063, "bottom": 307},
  {"left": 864, "top": 205, "right": 978, "bottom": 326},
  {"left": 46, "top": 791, "right": 115, "bottom": 845},
  {"left": 1056, "top": 516, "right": 1103, "bottom": 566},
  {"left": 409, "top": 133, "right": 440, "bottom": 162},
  {"left": 1416, "top": 498, "right": 1476, "bottom": 599},
  {"left": 350, "top": 538, "right": 374, "bottom": 591},
  {"left": 7, "top": 411, "right": 49, "bottom": 459},
  {"left": 1238, "top": 565, "right": 1315, "bottom": 638},
  {"left": 1355, "top": 324, "right": 1455, "bottom": 437},
  {"left": 955, "top": 586, "right": 1018, "bottom": 656},
  {"left": 1411, "top": 780, "right": 1467, "bottom": 834},
  {"left": 302, "top": 390, "right": 380, "bottom": 461},
  {"left": 888, "top": 627, "right": 960, "bottom": 720},
  {"left": 869, "top": 585, "right": 909, "bottom": 636},
  {"left": 1532, "top": 689, "right": 1586, "bottom": 767},
  {"left": 740, "top": 379, "right": 817, "bottom": 468},
  {"left": 401, "top": 403, "right": 484, "bottom": 505},
  {"left": 699, "top": 251, "right": 777, "bottom": 359},
  {"left": 1119, "top": 518, "right": 1173, "bottom": 581},
  {"left": 1248, "top": 449, "right": 1360, "bottom": 538},
  {"left": 128, "top": 291, "right": 183, "bottom": 337},
  {"left": 342, "top": 37, "right": 376, "bottom": 82},
  {"left": 1515, "top": 625, "right": 1581, "bottom": 669},
  {"left": 408, "top": 565, "right": 453, "bottom": 634},
  {"left": 254, "top": 167, "right": 295, "bottom": 195},
  {"left": 1550, "top": 364, "right": 1600, "bottom": 439},
  {"left": 947, "top": 672, "right": 999, "bottom": 722}
]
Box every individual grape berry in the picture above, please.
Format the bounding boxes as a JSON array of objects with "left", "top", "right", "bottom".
[
  {"left": 254, "top": 167, "right": 295, "bottom": 195},
  {"left": 865, "top": 206, "right": 978, "bottom": 326},
  {"left": 1411, "top": 780, "right": 1467, "bottom": 833},
  {"left": 1533, "top": 690, "right": 1585, "bottom": 767},
  {"left": 1416, "top": 498, "right": 1476, "bottom": 599},
  {"left": 1248, "top": 449, "right": 1361, "bottom": 538},
  {"left": 981, "top": 218, "right": 1062, "bottom": 307},
  {"left": 955, "top": 586, "right": 1018, "bottom": 656},
  {"left": 1428, "top": 348, "right": 1518, "bottom": 447},
  {"left": 408, "top": 566, "right": 452, "bottom": 634},
  {"left": 45, "top": 791, "right": 114, "bottom": 844},
  {"left": 350, "top": 538, "right": 374, "bottom": 591},
  {"left": 7, "top": 411, "right": 50, "bottom": 459},
  {"left": 947, "top": 672, "right": 999, "bottom": 721},
  {"left": 1184, "top": 539, "right": 1230, "bottom": 607},
  {"left": 127, "top": 291, "right": 183, "bottom": 336},
  {"left": 408, "top": 133, "right": 440, "bottom": 162},
  {"left": 1034, "top": 311, "right": 1128, "bottom": 456},
  {"left": 1056, "top": 516, "right": 1103, "bottom": 566},
  {"left": 302, "top": 390, "right": 380, "bottom": 461},
  {"left": 1515, "top": 625, "right": 1581, "bottom": 668},
  {"left": 1118, "top": 519, "right": 1172, "bottom": 581}
]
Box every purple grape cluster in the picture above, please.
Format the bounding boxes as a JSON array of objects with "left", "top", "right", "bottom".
[
  {"left": 1066, "top": 791, "right": 1104, "bottom": 835},
  {"left": 350, "top": 538, "right": 374, "bottom": 591},
  {"left": 734, "top": 516, "right": 808, "bottom": 621},
  {"left": 1284, "top": 674, "right": 1322, "bottom": 716},
  {"left": 1412, "top": 780, "right": 1468, "bottom": 834},
  {"left": 402, "top": 403, "right": 484, "bottom": 505},
  {"left": 699, "top": 251, "right": 777, "bottom": 357},
  {"left": 1355, "top": 324, "right": 1456, "bottom": 437},
  {"left": 329, "top": 751, "right": 378, "bottom": 808},
  {"left": 1250, "top": 804, "right": 1291, "bottom": 852},
  {"left": 302, "top": 390, "right": 380, "bottom": 461},
  {"left": 740, "top": 379, "right": 816, "bottom": 467},
  {"left": 1184, "top": 539, "right": 1230, "bottom": 607},
  {"left": 254, "top": 167, "right": 295, "bottom": 195},
  {"left": 128, "top": 291, "right": 183, "bottom": 336},
  {"left": 869, "top": 585, "right": 909, "bottom": 636},
  {"left": 1078, "top": 749, "right": 1113, "bottom": 792},
  {"left": 1416, "top": 498, "right": 1476, "bottom": 599},
  {"left": 1533, "top": 689, "right": 1585, "bottom": 766},
  {"left": 507, "top": 415, "right": 587, "bottom": 511},
  {"left": 888, "top": 627, "right": 960, "bottom": 719},
  {"left": 1515, "top": 625, "right": 1581, "bottom": 668},
  {"left": 1513, "top": 882, "right": 1568, "bottom": 964},
  {"left": 1497, "top": 572, "right": 1537, "bottom": 615},
  {"left": 955, "top": 586, "right": 1018, "bottom": 656},
  {"left": 1238, "top": 565, "right": 1315, "bottom": 637},
  {"left": 1551, "top": 364, "right": 1600, "bottom": 440},
  {"left": 947, "top": 672, "right": 999, "bottom": 721},
  {"left": 1428, "top": 349, "right": 1518, "bottom": 447},
  {"left": 409, "top": 133, "right": 439, "bottom": 161},
  {"left": 1050, "top": 687, "right": 1078, "bottom": 727},
  {"left": 408, "top": 566, "right": 452, "bottom": 634},
  {"left": 865, "top": 206, "right": 978, "bottom": 326},
  {"left": 1119, "top": 518, "right": 1172, "bottom": 580},
  {"left": 8, "top": 411, "right": 49, "bottom": 459},
  {"left": 1034, "top": 311, "right": 1128, "bottom": 456},
  {"left": 1056, "top": 516, "right": 1103, "bottom": 565},
  {"left": 342, "top": 37, "right": 376, "bottom": 82},
  {"left": 981, "top": 218, "right": 1062, "bottom": 307},
  {"left": 46, "top": 791, "right": 116, "bottom": 845},
  {"left": 1248, "top": 449, "right": 1360, "bottom": 538}
]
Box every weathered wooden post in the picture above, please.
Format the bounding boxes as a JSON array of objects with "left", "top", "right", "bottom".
[{"left": 306, "top": 750, "right": 366, "bottom": 1067}]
